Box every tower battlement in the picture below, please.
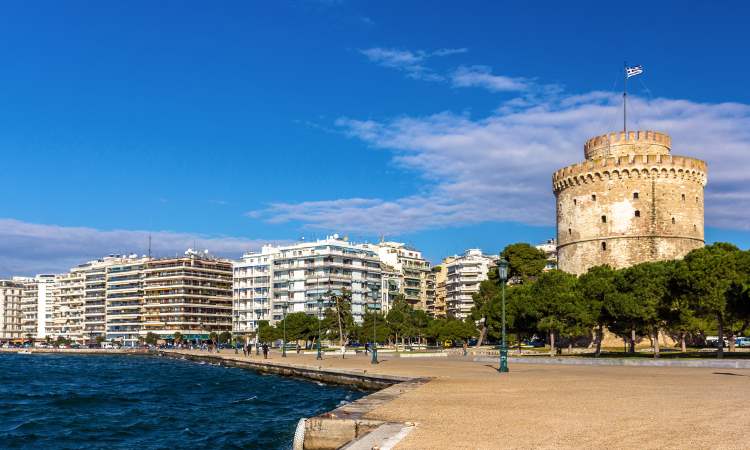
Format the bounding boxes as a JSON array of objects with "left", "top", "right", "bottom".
[{"left": 584, "top": 130, "right": 671, "bottom": 160}]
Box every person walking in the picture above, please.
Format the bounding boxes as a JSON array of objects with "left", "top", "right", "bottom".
[
  {"left": 262, "top": 343, "right": 269, "bottom": 359},
  {"left": 296, "top": 343, "right": 301, "bottom": 354},
  {"left": 242, "top": 344, "right": 247, "bottom": 357},
  {"left": 462, "top": 341, "right": 468, "bottom": 357}
]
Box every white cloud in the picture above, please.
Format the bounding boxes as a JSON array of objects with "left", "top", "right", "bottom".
[
  {"left": 253, "top": 91, "right": 750, "bottom": 235},
  {"left": 0, "top": 219, "right": 285, "bottom": 277},
  {"left": 450, "top": 65, "right": 529, "bottom": 92},
  {"left": 359, "top": 47, "right": 467, "bottom": 81}
]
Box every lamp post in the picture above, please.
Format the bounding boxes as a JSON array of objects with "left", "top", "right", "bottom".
[
  {"left": 316, "top": 296, "right": 323, "bottom": 360},
  {"left": 281, "top": 302, "right": 288, "bottom": 358},
  {"left": 368, "top": 284, "right": 379, "bottom": 364},
  {"left": 255, "top": 309, "right": 261, "bottom": 355},
  {"left": 497, "top": 257, "right": 509, "bottom": 373}
]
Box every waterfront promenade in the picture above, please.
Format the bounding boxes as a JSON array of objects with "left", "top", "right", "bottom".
[{"left": 162, "top": 349, "right": 750, "bottom": 449}]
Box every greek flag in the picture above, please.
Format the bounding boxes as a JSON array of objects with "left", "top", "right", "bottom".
[{"left": 626, "top": 65, "right": 644, "bottom": 78}]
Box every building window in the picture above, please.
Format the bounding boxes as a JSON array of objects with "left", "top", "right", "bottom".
[
  {"left": 601, "top": 242, "right": 607, "bottom": 251},
  {"left": 681, "top": 193, "right": 685, "bottom": 202},
  {"left": 634, "top": 210, "right": 640, "bottom": 217},
  {"left": 672, "top": 217, "right": 676, "bottom": 224},
  {"left": 601, "top": 215, "right": 607, "bottom": 223},
  {"left": 592, "top": 194, "right": 597, "bottom": 201},
  {"left": 573, "top": 199, "right": 577, "bottom": 205},
  {"left": 696, "top": 196, "right": 699, "bottom": 203},
  {"left": 633, "top": 192, "right": 639, "bottom": 199},
  {"left": 568, "top": 228, "right": 572, "bottom": 236},
  {"left": 694, "top": 224, "right": 697, "bottom": 231}
]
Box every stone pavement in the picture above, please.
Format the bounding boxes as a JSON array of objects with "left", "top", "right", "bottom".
[{"left": 168, "top": 349, "right": 750, "bottom": 449}]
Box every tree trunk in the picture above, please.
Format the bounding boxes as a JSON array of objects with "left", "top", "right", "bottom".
[
  {"left": 680, "top": 332, "right": 686, "bottom": 353},
  {"left": 653, "top": 328, "right": 660, "bottom": 358},
  {"left": 595, "top": 324, "right": 603, "bottom": 357},
  {"left": 728, "top": 332, "right": 736, "bottom": 353},
  {"left": 567, "top": 342, "right": 572, "bottom": 354},
  {"left": 629, "top": 327, "right": 636, "bottom": 354},
  {"left": 476, "top": 319, "right": 487, "bottom": 348},
  {"left": 717, "top": 315, "right": 724, "bottom": 359},
  {"left": 549, "top": 331, "right": 555, "bottom": 357},
  {"left": 587, "top": 328, "right": 595, "bottom": 349}
]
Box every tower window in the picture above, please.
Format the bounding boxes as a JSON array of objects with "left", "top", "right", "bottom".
[
  {"left": 633, "top": 192, "right": 639, "bottom": 199},
  {"left": 601, "top": 215, "right": 607, "bottom": 223},
  {"left": 634, "top": 210, "right": 641, "bottom": 217},
  {"left": 568, "top": 228, "right": 572, "bottom": 236},
  {"left": 601, "top": 242, "right": 607, "bottom": 251},
  {"left": 681, "top": 193, "right": 685, "bottom": 202},
  {"left": 696, "top": 196, "right": 699, "bottom": 203},
  {"left": 672, "top": 217, "right": 676, "bottom": 224},
  {"left": 592, "top": 194, "right": 597, "bottom": 201},
  {"left": 694, "top": 224, "right": 697, "bottom": 231},
  {"left": 573, "top": 199, "right": 577, "bottom": 206}
]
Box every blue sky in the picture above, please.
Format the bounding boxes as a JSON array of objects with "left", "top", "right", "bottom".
[{"left": 2, "top": 1, "right": 749, "bottom": 275}]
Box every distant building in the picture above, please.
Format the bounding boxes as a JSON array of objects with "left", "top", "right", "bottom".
[
  {"left": 535, "top": 239, "right": 558, "bottom": 271},
  {"left": 365, "top": 241, "right": 435, "bottom": 313},
  {"left": 445, "top": 249, "right": 496, "bottom": 319},
  {"left": 431, "top": 262, "right": 452, "bottom": 318},
  {"left": 19, "top": 274, "right": 56, "bottom": 340},
  {"left": 233, "top": 235, "right": 383, "bottom": 337},
  {"left": 105, "top": 258, "right": 149, "bottom": 346},
  {"left": 0, "top": 280, "right": 24, "bottom": 341}
]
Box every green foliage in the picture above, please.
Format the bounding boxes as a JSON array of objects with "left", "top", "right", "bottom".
[
  {"left": 276, "top": 312, "right": 318, "bottom": 342},
  {"left": 173, "top": 332, "right": 183, "bottom": 343},
  {"left": 144, "top": 332, "right": 158, "bottom": 345},
  {"left": 501, "top": 243, "right": 548, "bottom": 283},
  {"left": 218, "top": 331, "right": 232, "bottom": 344},
  {"left": 257, "top": 321, "right": 276, "bottom": 343}
]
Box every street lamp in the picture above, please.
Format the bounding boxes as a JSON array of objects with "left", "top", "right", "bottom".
[
  {"left": 316, "top": 295, "right": 323, "bottom": 360},
  {"left": 255, "top": 309, "right": 261, "bottom": 355},
  {"left": 281, "top": 302, "right": 288, "bottom": 358},
  {"left": 497, "top": 257, "right": 509, "bottom": 373},
  {"left": 366, "top": 283, "right": 379, "bottom": 364}
]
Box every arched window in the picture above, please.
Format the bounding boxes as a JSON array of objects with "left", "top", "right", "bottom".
[
  {"left": 592, "top": 194, "right": 597, "bottom": 201},
  {"left": 681, "top": 193, "right": 686, "bottom": 202},
  {"left": 601, "top": 215, "right": 607, "bottom": 223},
  {"left": 633, "top": 192, "right": 639, "bottom": 199},
  {"left": 601, "top": 242, "right": 607, "bottom": 251},
  {"left": 635, "top": 210, "right": 641, "bottom": 217},
  {"left": 573, "top": 199, "right": 577, "bottom": 205},
  {"left": 672, "top": 217, "right": 676, "bottom": 224}
]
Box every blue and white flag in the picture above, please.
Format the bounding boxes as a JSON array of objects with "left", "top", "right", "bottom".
[{"left": 626, "top": 65, "right": 644, "bottom": 78}]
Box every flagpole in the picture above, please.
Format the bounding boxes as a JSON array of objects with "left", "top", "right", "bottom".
[{"left": 623, "top": 61, "right": 627, "bottom": 133}]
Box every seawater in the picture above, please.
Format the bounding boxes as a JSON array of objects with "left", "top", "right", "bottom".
[{"left": 0, "top": 353, "right": 365, "bottom": 449}]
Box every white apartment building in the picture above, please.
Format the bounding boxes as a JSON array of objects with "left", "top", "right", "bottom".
[
  {"left": 365, "top": 241, "right": 435, "bottom": 313},
  {"left": 0, "top": 280, "right": 24, "bottom": 341},
  {"left": 445, "top": 249, "right": 497, "bottom": 319},
  {"left": 536, "top": 239, "right": 558, "bottom": 271},
  {"left": 233, "top": 235, "right": 382, "bottom": 336},
  {"left": 19, "top": 274, "right": 56, "bottom": 340},
  {"left": 106, "top": 258, "right": 149, "bottom": 346}
]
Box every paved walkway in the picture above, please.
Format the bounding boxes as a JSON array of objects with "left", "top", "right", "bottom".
[{"left": 168, "top": 349, "right": 750, "bottom": 449}]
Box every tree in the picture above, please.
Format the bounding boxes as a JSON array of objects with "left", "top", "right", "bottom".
[
  {"left": 323, "top": 289, "right": 355, "bottom": 351},
  {"left": 357, "top": 311, "right": 389, "bottom": 344},
  {"left": 673, "top": 243, "right": 743, "bottom": 358},
  {"left": 386, "top": 296, "right": 412, "bottom": 348},
  {"left": 277, "top": 312, "right": 317, "bottom": 348},
  {"left": 470, "top": 267, "right": 501, "bottom": 347},
  {"left": 144, "top": 332, "right": 158, "bottom": 345},
  {"left": 95, "top": 335, "right": 106, "bottom": 346},
  {"left": 173, "top": 332, "right": 183, "bottom": 344},
  {"left": 501, "top": 243, "right": 548, "bottom": 283},
  {"left": 505, "top": 284, "right": 538, "bottom": 353},
  {"left": 218, "top": 331, "right": 232, "bottom": 344},
  {"left": 208, "top": 331, "right": 218, "bottom": 344},
  {"left": 613, "top": 262, "right": 673, "bottom": 358},
  {"left": 530, "top": 270, "right": 585, "bottom": 357},
  {"left": 578, "top": 265, "right": 616, "bottom": 356}
]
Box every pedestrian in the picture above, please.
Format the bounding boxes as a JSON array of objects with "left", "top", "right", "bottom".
[
  {"left": 365, "top": 342, "right": 369, "bottom": 354},
  {"left": 462, "top": 341, "right": 468, "bottom": 357},
  {"left": 242, "top": 344, "right": 247, "bottom": 357},
  {"left": 262, "top": 343, "right": 269, "bottom": 359},
  {"left": 296, "top": 343, "right": 301, "bottom": 354},
  {"left": 248, "top": 343, "right": 253, "bottom": 356}
]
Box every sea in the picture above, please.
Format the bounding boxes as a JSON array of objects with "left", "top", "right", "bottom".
[{"left": 0, "top": 353, "right": 365, "bottom": 449}]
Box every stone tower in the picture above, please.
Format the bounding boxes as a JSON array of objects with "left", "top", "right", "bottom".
[{"left": 553, "top": 130, "right": 707, "bottom": 275}]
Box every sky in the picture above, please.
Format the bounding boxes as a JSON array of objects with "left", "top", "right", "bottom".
[{"left": 2, "top": 0, "right": 750, "bottom": 276}]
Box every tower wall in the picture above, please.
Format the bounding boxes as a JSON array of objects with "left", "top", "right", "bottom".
[{"left": 553, "top": 131, "right": 707, "bottom": 275}]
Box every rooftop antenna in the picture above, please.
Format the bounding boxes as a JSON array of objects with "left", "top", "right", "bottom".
[{"left": 148, "top": 233, "right": 152, "bottom": 259}]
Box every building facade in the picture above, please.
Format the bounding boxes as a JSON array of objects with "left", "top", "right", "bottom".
[
  {"left": 553, "top": 130, "right": 707, "bottom": 275},
  {"left": 445, "top": 249, "right": 496, "bottom": 319},
  {"left": 141, "top": 251, "right": 233, "bottom": 341},
  {"left": 106, "top": 258, "right": 149, "bottom": 346},
  {"left": 233, "top": 235, "right": 383, "bottom": 336},
  {"left": 19, "top": 274, "right": 56, "bottom": 340},
  {"left": 0, "top": 280, "right": 24, "bottom": 341},
  {"left": 535, "top": 239, "right": 558, "bottom": 271},
  {"left": 366, "top": 241, "right": 435, "bottom": 313}
]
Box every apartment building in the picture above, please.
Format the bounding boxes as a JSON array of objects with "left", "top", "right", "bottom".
[
  {"left": 536, "top": 239, "right": 558, "bottom": 271},
  {"left": 106, "top": 258, "right": 148, "bottom": 346},
  {"left": 19, "top": 274, "right": 56, "bottom": 340},
  {"left": 431, "top": 263, "right": 451, "bottom": 318},
  {"left": 233, "top": 235, "right": 383, "bottom": 336},
  {"left": 445, "top": 249, "right": 496, "bottom": 319},
  {"left": 52, "top": 267, "right": 86, "bottom": 342},
  {"left": 0, "top": 280, "right": 24, "bottom": 341},
  {"left": 141, "top": 250, "right": 232, "bottom": 341},
  {"left": 366, "top": 241, "right": 435, "bottom": 313}
]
